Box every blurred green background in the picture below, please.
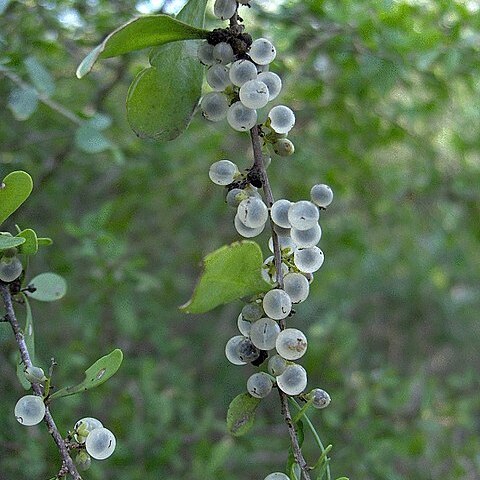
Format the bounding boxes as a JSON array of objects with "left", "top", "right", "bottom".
[{"left": 1, "top": 0, "right": 479, "bottom": 479}]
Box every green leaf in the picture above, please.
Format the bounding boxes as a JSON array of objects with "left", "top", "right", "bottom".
[
  {"left": 37, "top": 237, "right": 53, "bottom": 246},
  {"left": 180, "top": 241, "right": 271, "bottom": 314},
  {"left": 16, "top": 295, "right": 34, "bottom": 390},
  {"left": 126, "top": 0, "right": 208, "bottom": 141},
  {"left": 27, "top": 272, "right": 67, "bottom": 302},
  {"left": 226, "top": 393, "right": 261, "bottom": 437},
  {"left": 16, "top": 228, "right": 38, "bottom": 255},
  {"left": 0, "top": 234, "right": 25, "bottom": 251},
  {"left": 0, "top": 171, "right": 34, "bottom": 225},
  {"left": 76, "top": 14, "right": 208, "bottom": 78},
  {"left": 86, "top": 113, "right": 112, "bottom": 131},
  {"left": 75, "top": 124, "right": 112, "bottom": 153},
  {"left": 49, "top": 349, "right": 123, "bottom": 400},
  {"left": 8, "top": 86, "right": 38, "bottom": 120},
  {"left": 24, "top": 56, "right": 55, "bottom": 96}
]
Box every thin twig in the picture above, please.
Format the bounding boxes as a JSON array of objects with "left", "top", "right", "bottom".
[
  {"left": 0, "top": 67, "right": 82, "bottom": 125},
  {"left": 249, "top": 126, "right": 312, "bottom": 480},
  {"left": 0, "top": 282, "right": 82, "bottom": 480}
]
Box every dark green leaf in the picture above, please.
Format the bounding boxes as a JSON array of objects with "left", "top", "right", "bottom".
[
  {"left": 27, "top": 272, "right": 67, "bottom": 302},
  {"left": 0, "top": 234, "right": 25, "bottom": 251},
  {"left": 24, "top": 56, "right": 55, "bottom": 96},
  {"left": 126, "top": 0, "right": 208, "bottom": 140},
  {"left": 16, "top": 228, "right": 38, "bottom": 255},
  {"left": 49, "top": 349, "right": 123, "bottom": 400},
  {"left": 0, "top": 171, "right": 33, "bottom": 225},
  {"left": 226, "top": 393, "right": 261, "bottom": 437},
  {"left": 180, "top": 241, "right": 270, "bottom": 314},
  {"left": 76, "top": 14, "right": 208, "bottom": 78},
  {"left": 16, "top": 295, "right": 34, "bottom": 390},
  {"left": 8, "top": 86, "right": 38, "bottom": 120}
]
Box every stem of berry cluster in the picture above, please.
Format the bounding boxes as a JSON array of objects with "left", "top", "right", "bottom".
[
  {"left": 250, "top": 126, "right": 312, "bottom": 480},
  {"left": 0, "top": 282, "right": 82, "bottom": 480}
]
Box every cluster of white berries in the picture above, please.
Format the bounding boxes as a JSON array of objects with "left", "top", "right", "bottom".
[
  {"left": 211, "top": 173, "right": 333, "bottom": 402},
  {"left": 73, "top": 417, "right": 116, "bottom": 465},
  {"left": 219, "top": 186, "right": 333, "bottom": 399},
  {"left": 13, "top": 393, "right": 116, "bottom": 470},
  {"left": 205, "top": 2, "right": 333, "bottom": 407},
  {"left": 198, "top": 13, "right": 295, "bottom": 156}
]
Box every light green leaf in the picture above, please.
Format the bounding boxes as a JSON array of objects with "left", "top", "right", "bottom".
[
  {"left": 75, "top": 124, "right": 112, "bottom": 153},
  {"left": 226, "top": 393, "right": 261, "bottom": 437},
  {"left": 49, "top": 349, "right": 123, "bottom": 400},
  {"left": 76, "top": 14, "right": 208, "bottom": 78},
  {"left": 180, "top": 241, "right": 270, "bottom": 314},
  {"left": 16, "top": 295, "right": 34, "bottom": 390},
  {"left": 27, "top": 272, "right": 67, "bottom": 302},
  {"left": 0, "top": 171, "right": 33, "bottom": 225},
  {"left": 8, "top": 86, "right": 38, "bottom": 120},
  {"left": 16, "top": 228, "right": 38, "bottom": 255},
  {"left": 126, "top": 0, "right": 208, "bottom": 140},
  {"left": 86, "top": 113, "right": 112, "bottom": 131},
  {"left": 24, "top": 56, "right": 55, "bottom": 96},
  {"left": 37, "top": 237, "right": 53, "bottom": 246},
  {"left": 0, "top": 234, "right": 25, "bottom": 251}
]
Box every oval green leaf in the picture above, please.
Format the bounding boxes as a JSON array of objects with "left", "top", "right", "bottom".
[
  {"left": 27, "top": 272, "right": 67, "bottom": 302},
  {"left": 180, "top": 241, "right": 271, "bottom": 314},
  {"left": 227, "top": 393, "right": 261, "bottom": 437},
  {"left": 16, "top": 228, "right": 38, "bottom": 255},
  {"left": 24, "top": 56, "right": 55, "bottom": 96},
  {"left": 76, "top": 14, "right": 208, "bottom": 78},
  {"left": 49, "top": 349, "right": 123, "bottom": 400},
  {"left": 0, "top": 234, "right": 25, "bottom": 251},
  {"left": 8, "top": 87, "right": 38, "bottom": 120},
  {"left": 0, "top": 171, "right": 33, "bottom": 226},
  {"left": 126, "top": 0, "right": 208, "bottom": 140},
  {"left": 75, "top": 124, "right": 112, "bottom": 153}
]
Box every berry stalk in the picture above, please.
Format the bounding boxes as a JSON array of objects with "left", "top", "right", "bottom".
[{"left": 0, "top": 282, "right": 82, "bottom": 480}]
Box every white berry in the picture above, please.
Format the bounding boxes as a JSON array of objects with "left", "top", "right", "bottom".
[
  {"left": 14, "top": 395, "right": 45, "bottom": 426},
  {"left": 85, "top": 427, "right": 116, "bottom": 460},
  {"left": 276, "top": 328, "right": 308, "bottom": 360},
  {"left": 262, "top": 289, "right": 292, "bottom": 320},
  {"left": 277, "top": 364, "right": 307, "bottom": 396}
]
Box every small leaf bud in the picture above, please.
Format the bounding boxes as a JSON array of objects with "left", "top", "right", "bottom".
[
  {"left": 75, "top": 451, "right": 92, "bottom": 471},
  {"left": 24, "top": 366, "right": 47, "bottom": 384}
]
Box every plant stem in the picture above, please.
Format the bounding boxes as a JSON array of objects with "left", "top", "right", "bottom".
[
  {"left": 250, "top": 126, "right": 311, "bottom": 480},
  {"left": 0, "top": 282, "right": 82, "bottom": 480},
  {"left": 289, "top": 398, "right": 332, "bottom": 480}
]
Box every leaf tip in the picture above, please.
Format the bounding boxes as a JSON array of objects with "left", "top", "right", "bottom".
[{"left": 76, "top": 44, "right": 103, "bottom": 79}]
